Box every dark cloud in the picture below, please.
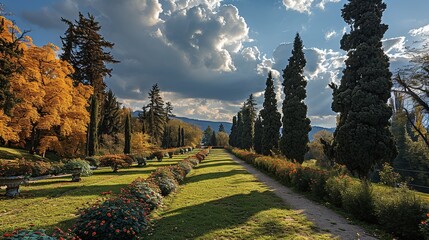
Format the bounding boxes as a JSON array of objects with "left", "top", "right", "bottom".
[{"left": 21, "top": 0, "right": 79, "bottom": 29}]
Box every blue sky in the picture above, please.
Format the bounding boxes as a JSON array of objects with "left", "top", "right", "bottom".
[{"left": 3, "top": 0, "right": 429, "bottom": 127}]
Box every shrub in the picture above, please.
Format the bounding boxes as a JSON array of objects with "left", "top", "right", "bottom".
[
  {"left": 2, "top": 229, "right": 56, "bottom": 240},
  {"left": 153, "top": 151, "right": 164, "bottom": 162},
  {"left": 73, "top": 197, "right": 149, "bottom": 240},
  {"left": 196, "top": 153, "right": 205, "bottom": 162},
  {"left": 147, "top": 167, "right": 178, "bottom": 196},
  {"left": 0, "top": 159, "right": 52, "bottom": 177},
  {"left": 188, "top": 157, "right": 199, "bottom": 166},
  {"left": 379, "top": 162, "right": 401, "bottom": 187},
  {"left": 85, "top": 157, "right": 100, "bottom": 168},
  {"left": 324, "top": 175, "right": 351, "bottom": 207},
  {"left": 169, "top": 165, "right": 187, "bottom": 183},
  {"left": 49, "top": 162, "right": 65, "bottom": 175},
  {"left": 168, "top": 151, "right": 174, "bottom": 158},
  {"left": 99, "top": 154, "right": 133, "bottom": 172},
  {"left": 341, "top": 181, "right": 376, "bottom": 223},
  {"left": 63, "top": 159, "right": 92, "bottom": 177},
  {"left": 177, "top": 160, "right": 193, "bottom": 174},
  {"left": 120, "top": 178, "right": 162, "bottom": 211},
  {"left": 374, "top": 186, "right": 425, "bottom": 239},
  {"left": 420, "top": 213, "right": 429, "bottom": 240}
]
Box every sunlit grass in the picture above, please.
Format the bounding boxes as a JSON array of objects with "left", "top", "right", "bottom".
[
  {"left": 0, "top": 151, "right": 196, "bottom": 234},
  {"left": 147, "top": 149, "right": 335, "bottom": 239}
]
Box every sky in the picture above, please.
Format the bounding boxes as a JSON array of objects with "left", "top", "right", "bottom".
[{"left": 3, "top": 0, "right": 429, "bottom": 128}]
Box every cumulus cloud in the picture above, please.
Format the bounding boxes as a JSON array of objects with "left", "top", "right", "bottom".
[
  {"left": 409, "top": 24, "right": 429, "bottom": 37},
  {"left": 316, "top": 0, "right": 341, "bottom": 10},
  {"left": 324, "top": 30, "right": 337, "bottom": 40},
  {"left": 282, "top": 0, "right": 314, "bottom": 14}
]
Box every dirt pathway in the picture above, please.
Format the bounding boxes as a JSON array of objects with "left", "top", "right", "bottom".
[{"left": 227, "top": 151, "right": 377, "bottom": 240}]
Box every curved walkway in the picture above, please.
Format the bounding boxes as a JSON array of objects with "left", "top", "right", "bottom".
[{"left": 228, "top": 151, "right": 377, "bottom": 240}]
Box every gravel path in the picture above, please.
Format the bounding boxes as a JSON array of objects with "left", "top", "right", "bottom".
[{"left": 228, "top": 151, "right": 377, "bottom": 240}]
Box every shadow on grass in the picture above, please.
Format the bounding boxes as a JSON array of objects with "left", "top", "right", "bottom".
[
  {"left": 184, "top": 169, "right": 248, "bottom": 184},
  {"left": 147, "top": 190, "right": 287, "bottom": 239},
  {"left": 195, "top": 162, "right": 238, "bottom": 170}
]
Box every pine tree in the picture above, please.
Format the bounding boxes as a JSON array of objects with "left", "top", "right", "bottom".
[
  {"left": 210, "top": 130, "right": 217, "bottom": 146},
  {"left": 124, "top": 111, "right": 131, "bottom": 154},
  {"left": 165, "top": 102, "right": 174, "bottom": 122},
  {"left": 100, "top": 89, "right": 122, "bottom": 135},
  {"left": 219, "top": 123, "right": 225, "bottom": 132},
  {"left": 280, "top": 33, "right": 311, "bottom": 163},
  {"left": 145, "top": 84, "right": 166, "bottom": 145},
  {"left": 203, "top": 126, "right": 213, "bottom": 146},
  {"left": 253, "top": 115, "right": 263, "bottom": 154},
  {"left": 0, "top": 17, "right": 25, "bottom": 115},
  {"left": 60, "top": 18, "right": 74, "bottom": 63},
  {"left": 330, "top": 0, "right": 397, "bottom": 178},
  {"left": 138, "top": 106, "right": 148, "bottom": 134},
  {"left": 236, "top": 112, "right": 243, "bottom": 148},
  {"left": 261, "top": 71, "right": 282, "bottom": 155},
  {"left": 229, "top": 116, "right": 237, "bottom": 147},
  {"left": 181, "top": 127, "right": 185, "bottom": 147},
  {"left": 241, "top": 95, "right": 257, "bottom": 150},
  {"left": 87, "top": 95, "right": 98, "bottom": 156}
]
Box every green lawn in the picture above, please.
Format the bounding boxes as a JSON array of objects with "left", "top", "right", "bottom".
[
  {"left": 0, "top": 151, "right": 196, "bottom": 234},
  {"left": 0, "top": 147, "right": 46, "bottom": 161},
  {"left": 147, "top": 149, "right": 334, "bottom": 239}
]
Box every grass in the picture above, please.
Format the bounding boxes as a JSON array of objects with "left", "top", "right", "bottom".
[
  {"left": 146, "top": 149, "right": 335, "bottom": 239},
  {"left": 0, "top": 151, "right": 196, "bottom": 234},
  {"left": 0, "top": 147, "right": 45, "bottom": 161}
]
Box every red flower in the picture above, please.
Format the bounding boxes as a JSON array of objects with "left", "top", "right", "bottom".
[
  {"left": 115, "top": 229, "right": 120, "bottom": 233},
  {"left": 107, "top": 212, "right": 112, "bottom": 217},
  {"left": 92, "top": 232, "right": 97, "bottom": 236},
  {"left": 3, "top": 233, "right": 14, "bottom": 237}
]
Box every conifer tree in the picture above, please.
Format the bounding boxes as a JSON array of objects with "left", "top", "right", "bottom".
[
  {"left": 203, "top": 126, "right": 213, "bottom": 146},
  {"left": 124, "top": 111, "right": 131, "bottom": 154},
  {"left": 87, "top": 95, "right": 98, "bottom": 156},
  {"left": 236, "top": 112, "right": 243, "bottom": 148},
  {"left": 330, "top": 0, "right": 397, "bottom": 178},
  {"left": 210, "top": 130, "right": 217, "bottom": 146},
  {"left": 138, "top": 106, "right": 148, "bottom": 134},
  {"left": 280, "top": 34, "right": 311, "bottom": 163},
  {"left": 181, "top": 127, "right": 185, "bottom": 147},
  {"left": 261, "top": 72, "right": 282, "bottom": 155},
  {"left": 241, "top": 95, "right": 257, "bottom": 149},
  {"left": 219, "top": 123, "right": 225, "bottom": 132},
  {"left": 100, "top": 89, "right": 122, "bottom": 136},
  {"left": 145, "top": 84, "right": 165, "bottom": 145},
  {"left": 229, "top": 116, "right": 237, "bottom": 147},
  {"left": 177, "top": 126, "right": 181, "bottom": 147},
  {"left": 253, "top": 115, "right": 263, "bottom": 154}
]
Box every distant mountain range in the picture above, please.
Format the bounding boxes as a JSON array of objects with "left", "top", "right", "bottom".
[{"left": 132, "top": 111, "right": 335, "bottom": 141}]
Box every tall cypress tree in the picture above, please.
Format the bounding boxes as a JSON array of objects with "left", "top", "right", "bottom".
[
  {"left": 181, "top": 127, "right": 185, "bottom": 147},
  {"left": 236, "top": 112, "right": 243, "bottom": 149},
  {"left": 210, "top": 130, "right": 217, "bottom": 146},
  {"left": 280, "top": 34, "right": 311, "bottom": 163},
  {"left": 87, "top": 95, "right": 98, "bottom": 156},
  {"left": 241, "top": 95, "right": 257, "bottom": 150},
  {"left": 145, "top": 84, "right": 165, "bottom": 145},
  {"left": 261, "top": 72, "right": 282, "bottom": 156},
  {"left": 177, "top": 126, "right": 181, "bottom": 147},
  {"left": 229, "top": 116, "right": 237, "bottom": 147},
  {"left": 124, "top": 111, "right": 131, "bottom": 154},
  {"left": 330, "top": 0, "right": 397, "bottom": 178},
  {"left": 253, "top": 115, "right": 263, "bottom": 154}
]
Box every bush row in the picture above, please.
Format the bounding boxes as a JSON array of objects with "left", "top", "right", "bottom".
[
  {"left": 2, "top": 148, "right": 211, "bottom": 240},
  {"left": 228, "top": 147, "right": 428, "bottom": 239}
]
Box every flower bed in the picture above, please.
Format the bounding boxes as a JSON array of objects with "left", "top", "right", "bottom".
[
  {"left": 99, "top": 154, "right": 134, "bottom": 172},
  {"left": 228, "top": 147, "right": 428, "bottom": 239}
]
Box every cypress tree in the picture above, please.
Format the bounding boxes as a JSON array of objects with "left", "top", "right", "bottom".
[
  {"left": 241, "top": 95, "right": 257, "bottom": 150},
  {"left": 280, "top": 33, "right": 311, "bottom": 163},
  {"left": 210, "top": 130, "right": 217, "bottom": 146},
  {"left": 261, "top": 71, "right": 282, "bottom": 156},
  {"left": 87, "top": 95, "right": 98, "bottom": 156},
  {"left": 330, "top": 0, "right": 397, "bottom": 178},
  {"left": 181, "top": 127, "right": 185, "bottom": 147},
  {"left": 253, "top": 115, "right": 263, "bottom": 154},
  {"left": 236, "top": 112, "right": 243, "bottom": 149},
  {"left": 219, "top": 124, "right": 225, "bottom": 132},
  {"left": 177, "top": 126, "right": 181, "bottom": 147},
  {"left": 229, "top": 116, "right": 237, "bottom": 147},
  {"left": 124, "top": 111, "right": 131, "bottom": 154}
]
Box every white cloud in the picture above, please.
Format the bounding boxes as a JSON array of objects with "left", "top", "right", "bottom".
[
  {"left": 409, "top": 24, "right": 429, "bottom": 36},
  {"left": 324, "top": 30, "right": 337, "bottom": 40},
  {"left": 316, "top": 0, "right": 341, "bottom": 10},
  {"left": 282, "top": 0, "right": 314, "bottom": 14}
]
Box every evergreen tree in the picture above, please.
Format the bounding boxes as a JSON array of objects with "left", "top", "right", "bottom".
[
  {"left": 162, "top": 126, "right": 172, "bottom": 148},
  {"left": 330, "top": 0, "right": 397, "bottom": 178},
  {"left": 236, "top": 112, "right": 243, "bottom": 148},
  {"left": 181, "top": 127, "right": 185, "bottom": 147},
  {"left": 138, "top": 106, "right": 148, "bottom": 134},
  {"left": 165, "top": 102, "right": 174, "bottom": 122},
  {"left": 177, "top": 126, "right": 181, "bottom": 147},
  {"left": 261, "top": 71, "right": 282, "bottom": 156},
  {"left": 60, "top": 18, "right": 75, "bottom": 63},
  {"left": 100, "top": 89, "right": 122, "bottom": 135},
  {"left": 145, "top": 84, "right": 166, "bottom": 145},
  {"left": 87, "top": 95, "right": 98, "bottom": 156},
  {"left": 124, "top": 111, "right": 131, "bottom": 154},
  {"left": 203, "top": 126, "right": 213, "bottom": 146},
  {"left": 219, "top": 123, "right": 225, "bottom": 132},
  {"left": 229, "top": 116, "right": 237, "bottom": 147},
  {"left": 241, "top": 95, "right": 257, "bottom": 150},
  {"left": 253, "top": 115, "right": 263, "bottom": 154},
  {"left": 0, "top": 18, "right": 25, "bottom": 115},
  {"left": 280, "top": 33, "right": 311, "bottom": 163},
  {"left": 210, "top": 130, "right": 217, "bottom": 146}
]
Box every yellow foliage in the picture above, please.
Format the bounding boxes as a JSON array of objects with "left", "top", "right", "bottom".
[{"left": 131, "top": 132, "right": 153, "bottom": 153}]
